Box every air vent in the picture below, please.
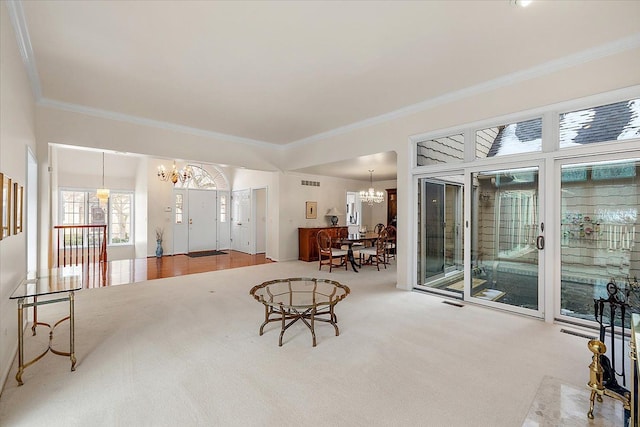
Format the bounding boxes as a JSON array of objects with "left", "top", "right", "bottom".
[
  {"left": 560, "top": 329, "right": 596, "bottom": 340},
  {"left": 301, "top": 180, "right": 320, "bottom": 187},
  {"left": 442, "top": 300, "right": 464, "bottom": 308}
]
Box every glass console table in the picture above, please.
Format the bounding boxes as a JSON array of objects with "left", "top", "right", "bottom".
[
  {"left": 9, "top": 270, "right": 82, "bottom": 385},
  {"left": 250, "top": 278, "right": 350, "bottom": 347}
]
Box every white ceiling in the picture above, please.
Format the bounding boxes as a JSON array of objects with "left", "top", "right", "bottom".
[{"left": 14, "top": 1, "right": 640, "bottom": 181}]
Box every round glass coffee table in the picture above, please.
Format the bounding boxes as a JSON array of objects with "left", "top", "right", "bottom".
[{"left": 249, "top": 278, "right": 350, "bottom": 347}]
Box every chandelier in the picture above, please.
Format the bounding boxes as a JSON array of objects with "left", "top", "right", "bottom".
[
  {"left": 360, "top": 170, "right": 384, "bottom": 206},
  {"left": 97, "top": 152, "right": 109, "bottom": 203},
  {"left": 157, "top": 161, "right": 193, "bottom": 185}
]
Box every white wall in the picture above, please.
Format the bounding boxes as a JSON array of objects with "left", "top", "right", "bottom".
[
  {"left": 280, "top": 48, "right": 640, "bottom": 290},
  {"left": 275, "top": 172, "right": 383, "bottom": 261},
  {"left": 0, "top": 2, "right": 37, "bottom": 390},
  {"left": 134, "top": 157, "right": 148, "bottom": 258}
]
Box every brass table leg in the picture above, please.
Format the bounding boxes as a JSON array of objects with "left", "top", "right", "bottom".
[
  {"left": 16, "top": 298, "right": 25, "bottom": 386},
  {"left": 15, "top": 292, "right": 77, "bottom": 384},
  {"left": 310, "top": 307, "right": 316, "bottom": 347},
  {"left": 31, "top": 296, "right": 38, "bottom": 335},
  {"left": 70, "top": 291, "right": 76, "bottom": 371}
]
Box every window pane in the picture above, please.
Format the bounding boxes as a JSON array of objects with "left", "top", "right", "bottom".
[
  {"left": 416, "top": 134, "right": 464, "bottom": 166},
  {"left": 560, "top": 159, "right": 640, "bottom": 323},
  {"left": 476, "top": 118, "right": 542, "bottom": 158},
  {"left": 559, "top": 98, "right": 640, "bottom": 149},
  {"left": 220, "top": 195, "right": 227, "bottom": 223},
  {"left": 61, "top": 191, "right": 86, "bottom": 225},
  {"left": 88, "top": 193, "right": 105, "bottom": 224},
  {"left": 110, "top": 192, "right": 132, "bottom": 244},
  {"left": 175, "top": 194, "right": 183, "bottom": 224}
]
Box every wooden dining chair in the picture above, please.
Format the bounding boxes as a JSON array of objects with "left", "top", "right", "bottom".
[
  {"left": 317, "top": 230, "right": 348, "bottom": 272},
  {"left": 360, "top": 229, "right": 387, "bottom": 271},
  {"left": 385, "top": 225, "right": 396, "bottom": 263}
]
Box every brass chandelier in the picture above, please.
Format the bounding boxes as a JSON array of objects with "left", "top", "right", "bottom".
[{"left": 157, "top": 161, "right": 193, "bottom": 185}]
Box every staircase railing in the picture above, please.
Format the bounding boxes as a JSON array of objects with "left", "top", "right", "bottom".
[{"left": 53, "top": 225, "right": 107, "bottom": 267}]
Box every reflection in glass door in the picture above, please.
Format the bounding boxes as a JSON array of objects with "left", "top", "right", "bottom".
[
  {"left": 559, "top": 158, "right": 639, "bottom": 324},
  {"left": 470, "top": 166, "right": 542, "bottom": 313},
  {"left": 417, "top": 176, "right": 464, "bottom": 292}
]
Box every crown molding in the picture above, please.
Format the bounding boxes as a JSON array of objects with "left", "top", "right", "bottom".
[
  {"left": 5, "top": 0, "right": 42, "bottom": 99},
  {"left": 286, "top": 33, "right": 640, "bottom": 148},
  {"left": 8, "top": 0, "right": 640, "bottom": 151},
  {"left": 37, "top": 98, "right": 277, "bottom": 150}
]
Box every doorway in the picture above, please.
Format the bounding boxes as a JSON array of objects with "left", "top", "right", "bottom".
[
  {"left": 346, "top": 191, "right": 361, "bottom": 235},
  {"left": 231, "top": 189, "right": 251, "bottom": 253}
]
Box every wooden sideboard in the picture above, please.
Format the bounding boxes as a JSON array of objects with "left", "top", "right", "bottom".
[{"left": 298, "top": 227, "right": 347, "bottom": 262}]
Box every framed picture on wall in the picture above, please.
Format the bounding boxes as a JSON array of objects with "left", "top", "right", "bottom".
[
  {"left": 2, "top": 175, "right": 11, "bottom": 239},
  {"left": 305, "top": 201, "right": 317, "bottom": 219},
  {"left": 0, "top": 173, "right": 4, "bottom": 240},
  {"left": 13, "top": 182, "right": 22, "bottom": 234}
]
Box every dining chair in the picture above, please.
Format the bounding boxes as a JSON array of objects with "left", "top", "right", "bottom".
[
  {"left": 317, "top": 230, "right": 348, "bottom": 272},
  {"left": 360, "top": 229, "right": 387, "bottom": 271},
  {"left": 385, "top": 225, "right": 396, "bottom": 263}
]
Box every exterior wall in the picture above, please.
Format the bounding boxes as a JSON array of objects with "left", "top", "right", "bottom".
[
  {"left": 561, "top": 179, "right": 639, "bottom": 284},
  {"left": 0, "top": 3, "right": 37, "bottom": 390}
]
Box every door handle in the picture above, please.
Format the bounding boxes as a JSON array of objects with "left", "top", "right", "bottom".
[
  {"left": 536, "top": 235, "right": 544, "bottom": 250},
  {"left": 189, "top": 218, "right": 193, "bottom": 225}
]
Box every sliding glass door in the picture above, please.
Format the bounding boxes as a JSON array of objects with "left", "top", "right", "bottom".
[
  {"left": 469, "top": 164, "right": 543, "bottom": 315},
  {"left": 416, "top": 176, "right": 464, "bottom": 293}
]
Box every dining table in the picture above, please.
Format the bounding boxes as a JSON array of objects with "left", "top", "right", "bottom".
[{"left": 335, "top": 232, "right": 379, "bottom": 272}]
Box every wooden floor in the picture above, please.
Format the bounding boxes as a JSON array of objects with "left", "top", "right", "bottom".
[{"left": 82, "top": 251, "right": 274, "bottom": 287}]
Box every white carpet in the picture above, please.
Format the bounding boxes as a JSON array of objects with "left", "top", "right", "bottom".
[{"left": 0, "top": 261, "right": 603, "bottom": 426}]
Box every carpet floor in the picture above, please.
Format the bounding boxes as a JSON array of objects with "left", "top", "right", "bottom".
[{"left": 0, "top": 261, "right": 615, "bottom": 426}]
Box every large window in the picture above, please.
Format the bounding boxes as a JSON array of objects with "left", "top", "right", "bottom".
[{"left": 60, "top": 189, "right": 133, "bottom": 245}]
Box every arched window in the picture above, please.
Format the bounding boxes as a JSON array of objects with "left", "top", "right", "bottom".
[{"left": 176, "top": 165, "right": 228, "bottom": 190}]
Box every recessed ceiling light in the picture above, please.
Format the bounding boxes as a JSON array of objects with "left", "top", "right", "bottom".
[{"left": 511, "top": 0, "right": 533, "bottom": 7}]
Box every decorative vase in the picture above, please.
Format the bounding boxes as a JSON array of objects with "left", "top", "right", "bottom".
[{"left": 156, "top": 239, "right": 163, "bottom": 258}]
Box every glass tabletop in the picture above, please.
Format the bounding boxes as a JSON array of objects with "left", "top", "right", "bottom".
[
  {"left": 10, "top": 268, "right": 83, "bottom": 299},
  {"left": 250, "top": 277, "right": 350, "bottom": 309}
]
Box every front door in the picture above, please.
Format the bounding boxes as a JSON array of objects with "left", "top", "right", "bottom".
[{"left": 188, "top": 189, "right": 217, "bottom": 252}]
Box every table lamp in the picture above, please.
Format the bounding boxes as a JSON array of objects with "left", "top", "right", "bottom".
[{"left": 325, "top": 207, "right": 341, "bottom": 226}]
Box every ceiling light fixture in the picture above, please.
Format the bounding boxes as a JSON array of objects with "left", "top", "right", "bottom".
[
  {"left": 360, "top": 170, "right": 384, "bottom": 206},
  {"left": 157, "top": 161, "right": 193, "bottom": 185},
  {"left": 97, "top": 152, "right": 110, "bottom": 203},
  {"left": 511, "top": 0, "right": 533, "bottom": 7}
]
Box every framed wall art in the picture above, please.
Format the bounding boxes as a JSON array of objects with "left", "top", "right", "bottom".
[
  {"left": 2, "top": 175, "right": 11, "bottom": 239},
  {"left": 13, "top": 182, "right": 22, "bottom": 234},
  {"left": 305, "top": 201, "right": 317, "bottom": 219},
  {"left": 0, "top": 173, "right": 3, "bottom": 241}
]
